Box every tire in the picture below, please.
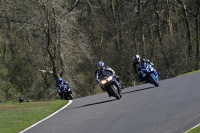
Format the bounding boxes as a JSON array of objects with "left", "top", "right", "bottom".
[
  {"left": 64, "top": 94, "right": 68, "bottom": 100},
  {"left": 149, "top": 74, "right": 159, "bottom": 87},
  {"left": 68, "top": 93, "right": 73, "bottom": 100},
  {"left": 59, "top": 93, "right": 64, "bottom": 99},
  {"left": 110, "top": 85, "right": 121, "bottom": 100}
]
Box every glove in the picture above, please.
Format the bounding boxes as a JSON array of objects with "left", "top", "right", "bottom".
[
  {"left": 150, "top": 63, "right": 154, "bottom": 66},
  {"left": 57, "top": 89, "right": 61, "bottom": 93},
  {"left": 96, "top": 79, "right": 100, "bottom": 84}
]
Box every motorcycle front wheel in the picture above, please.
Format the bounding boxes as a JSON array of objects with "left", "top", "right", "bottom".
[
  {"left": 68, "top": 93, "right": 73, "bottom": 100},
  {"left": 149, "top": 74, "right": 159, "bottom": 87},
  {"left": 110, "top": 85, "right": 121, "bottom": 100}
]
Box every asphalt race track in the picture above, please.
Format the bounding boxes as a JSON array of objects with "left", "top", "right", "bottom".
[{"left": 23, "top": 72, "right": 200, "bottom": 133}]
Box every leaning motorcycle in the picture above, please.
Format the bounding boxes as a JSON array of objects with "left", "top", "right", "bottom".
[
  {"left": 139, "top": 61, "right": 159, "bottom": 87},
  {"left": 99, "top": 70, "right": 122, "bottom": 100},
  {"left": 59, "top": 84, "right": 73, "bottom": 100}
]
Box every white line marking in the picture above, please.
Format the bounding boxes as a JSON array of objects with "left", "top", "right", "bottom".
[
  {"left": 20, "top": 100, "right": 73, "bottom": 133},
  {"left": 185, "top": 123, "right": 200, "bottom": 133}
]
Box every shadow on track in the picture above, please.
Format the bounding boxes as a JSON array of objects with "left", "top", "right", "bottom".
[
  {"left": 63, "top": 99, "right": 116, "bottom": 111},
  {"left": 122, "top": 86, "right": 154, "bottom": 95},
  {"left": 63, "top": 87, "right": 154, "bottom": 111}
]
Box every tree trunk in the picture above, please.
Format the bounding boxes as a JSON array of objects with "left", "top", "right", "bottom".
[
  {"left": 195, "top": 0, "right": 200, "bottom": 69},
  {"left": 166, "top": 0, "right": 173, "bottom": 37},
  {"left": 154, "top": 0, "right": 163, "bottom": 46},
  {"left": 177, "top": 0, "right": 192, "bottom": 65}
]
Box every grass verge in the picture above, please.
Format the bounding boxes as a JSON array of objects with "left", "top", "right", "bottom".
[
  {"left": 186, "top": 127, "right": 200, "bottom": 133},
  {"left": 0, "top": 100, "right": 68, "bottom": 133},
  {"left": 180, "top": 70, "right": 200, "bottom": 76}
]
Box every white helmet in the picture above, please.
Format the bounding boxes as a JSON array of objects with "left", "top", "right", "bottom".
[{"left": 133, "top": 55, "right": 141, "bottom": 63}]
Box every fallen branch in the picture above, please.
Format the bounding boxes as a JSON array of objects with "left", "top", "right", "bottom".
[{"left": 38, "top": 69, "right": 53, "bottom": 74}]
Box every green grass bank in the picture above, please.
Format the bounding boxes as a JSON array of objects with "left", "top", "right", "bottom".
[{"left": 0, "top": 100, "right": 68, "bottom": 133}]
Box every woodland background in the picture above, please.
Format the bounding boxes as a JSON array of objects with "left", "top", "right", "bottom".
[{"left": 0, "top": 0, "right": 199, "bottom": 102}]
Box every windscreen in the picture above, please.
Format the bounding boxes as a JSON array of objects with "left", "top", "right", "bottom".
[
  {"left": 141, "top": 61, "right": 150, "bottom": 69},
  {"left": 99, "top": 70, "right": 112, "bottom": 79}
]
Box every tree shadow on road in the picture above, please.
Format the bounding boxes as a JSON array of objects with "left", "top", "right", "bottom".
[{"left": 122, "top": 86, "right": 154, "bottom": 95}]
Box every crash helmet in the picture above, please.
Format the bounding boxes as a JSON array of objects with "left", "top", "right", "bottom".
[
  {"left": 97, "top": 61, "right": 104, "bottom": 69},
  {"left": 133, "top": 54, "right": 141, "bottom": 63},
  {"left": 57, "top": 77, "right": 62, "bottom": 82}
]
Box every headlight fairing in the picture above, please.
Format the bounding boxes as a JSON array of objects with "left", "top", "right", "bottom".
[{"left": 100, "top": 76, "right": 113, "bottom": 84}]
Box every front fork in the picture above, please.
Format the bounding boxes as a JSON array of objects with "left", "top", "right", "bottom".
[{"left": 113, "top": 78, "right": 122, "bottom": 95}]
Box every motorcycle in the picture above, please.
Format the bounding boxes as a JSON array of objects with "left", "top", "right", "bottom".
[
  {"left": 139, "top": 61, "right": 159, "bottom": 87},
  {"left": 59, "top": 84, "right": 73, "bottom": 100},
  {"left": 99, "top": 70, "right": 122, "bottom": 100}
]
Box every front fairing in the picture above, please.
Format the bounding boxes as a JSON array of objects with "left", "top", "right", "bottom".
[
  {"left": 140, "top": 62, "right": 151, "bottom": 75},
  {"left": 59, "top": 85, "right": 65, "bottom": 92},
  {"left": 140, "top": 62, "right": 159, "bottom": 81},
  {"left": 98, "top": 70, "right": 120, "bottom": 91},
  {"left": 100, "top": 76, "right": 115, "bottom": 87},
  {"left": 59, "top": 85, "right": 71, "bottom": 93}
]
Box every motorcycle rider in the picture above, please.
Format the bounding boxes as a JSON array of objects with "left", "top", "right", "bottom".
[
  {"left": 95, "top": 61, "right": 124, "bottom": 93},
  {"left": 57, "top": 77, "right": 72, "bottom": 98},
  {"left": 132, "top": 54, "right": 154, "bottom": 82}
]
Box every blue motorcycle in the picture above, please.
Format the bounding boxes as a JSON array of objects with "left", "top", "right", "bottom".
[
  {"left": 59, "top": 84, "right": 73, "bottom": 100},
  {"left": 139, "top": 61, "right": 159, "bottom": 87}
]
